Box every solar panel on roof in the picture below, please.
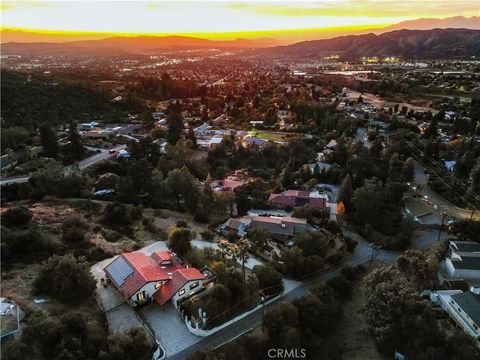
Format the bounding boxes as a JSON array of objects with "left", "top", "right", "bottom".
[{"left": 106, "top": 256, "right": 133, "bottom": 286}]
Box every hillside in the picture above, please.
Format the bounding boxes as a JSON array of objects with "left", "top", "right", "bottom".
[
  {"left": 258, "top": 28, "right": 480, "bottom": 59},
  {"left": 0, "top": 35, "right": 278, "bottom": 55}
]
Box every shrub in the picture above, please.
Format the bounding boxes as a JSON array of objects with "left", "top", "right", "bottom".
[
  {"left": 200, "top": 230, "right": 214, "bottom": 241},
  {"left": 176, "top": 220, "right": 188, "bottom": 228},
  {"left": 193, "top": 210, "right": 209, "bottom": 223},
  {"left": 62, "top": 227, "right": 85, "bottom": 243},
  {"left": 1, "top": 206, "right": 33, "bottom": 227},
  {"left": 102, "top": 202, "right": 132, "bottom": 226}
]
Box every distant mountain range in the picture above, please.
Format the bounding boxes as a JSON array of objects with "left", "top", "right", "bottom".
[
  {"left": 2, "top": 28, "right": 480, "bottom": 59},
  {"left": 0, "top": 35, "right": 279, "bottom": 56},
  {"left": 1, "top": 15, "right": 478, "bottom": 45},
  {"left": 257, "top": 29, "right": 480, "bottom": 59},
  {"left": 379, "top": 16, "right": 479, "bottom": 32}
]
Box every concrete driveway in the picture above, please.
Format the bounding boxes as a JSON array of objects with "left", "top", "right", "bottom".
[
  {"left": 91, "top": 257, "right": 144, "bottom": 333},
  {"left": 139, "top": 303, "right": 200, "bottom": 357}
]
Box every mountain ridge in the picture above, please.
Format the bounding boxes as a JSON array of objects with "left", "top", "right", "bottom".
[{"left": 256, "top": 28, "right": 480, "bottom": 59}]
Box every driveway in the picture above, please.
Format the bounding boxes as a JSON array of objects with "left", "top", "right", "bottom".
[
  {"left": 90, "top": 257, "right": 144, "bottom": 333},
  {"left": 140, "top": 303, "right": 201, "bottom": 357}
]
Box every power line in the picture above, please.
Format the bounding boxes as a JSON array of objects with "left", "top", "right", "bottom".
[
  {"left": 202, "top": 254, "right": 371, "bottom": 327},
  {"left": 407, "top": 141, "right": 480, "bottom": 201},
  {"left": 408, "top": 149, "right": 479, "bottom": 211},
  {"left": 406, "top": 141, "right": 479, "bottom": 199}
]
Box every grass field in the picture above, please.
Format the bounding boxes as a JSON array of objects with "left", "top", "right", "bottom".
[{"left": 247, "top": 130, "right": 301, "bottom": 142}]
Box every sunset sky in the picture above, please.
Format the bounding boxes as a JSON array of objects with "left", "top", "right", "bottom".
[{"left": 1, "top": 1, "right": 479, "bottom": 41}]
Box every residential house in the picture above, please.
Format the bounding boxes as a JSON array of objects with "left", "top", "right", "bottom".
[
  {"left": 307, "top": 162, "right": 332, "bottom": 174},
  {"left": 268, "top": 190, "right": 327, "bottom": 210},
  {"left": 241, "top": 135, "right": 269, "bottom": 149},
  {"left": 443, "top": 240, "right": 480, "bottom": 285},
  {"left": 218, "top": 214, "right": 314, "bottom": 245},
  {"left": 208, "top": 135, "right": 224, "bottom": 149},
  {"left": 209, "top": 170, "right": 256, "bottom": 192},
  {"left": 432, "top": 290, "right": 480, "bottom": 340},
  {"left": 194, "top": 123, "right": 213, "bottom": 137},
  {"left": 249, "top": 215, "right": 312, "bottom": 244},
  {"left": 0, "top": 297, "right": 25, "bottom": 340},
  {"left": 104, "top": 250, "right": 214, "bottom": 308}
]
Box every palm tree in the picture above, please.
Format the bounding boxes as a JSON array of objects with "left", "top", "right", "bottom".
[
  {"left": 217, "top": 239, "right": 230, "bottom": 263},
  {"left": 237, "top": 238, "right": 252, "bottom": 288}
]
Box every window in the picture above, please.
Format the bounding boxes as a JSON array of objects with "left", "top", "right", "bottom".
[
  {"left": 178, "top": 289, "right": 185, "bottom": 296},
  {"left": 137, "top": 291, "right": 145, "bottom": 301},
  {"left": 190, "top": 281, "right": 199, "bottom": 290},
  {"left": 155, "top": 283, "right": 161, "bottom": 289}
]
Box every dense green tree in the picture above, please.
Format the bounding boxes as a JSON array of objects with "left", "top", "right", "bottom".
[
  {"left": 168, "top": 227, "right": 192, "bottom": 257},
  {"left": 252, "top": 265, "right": 283, "bottom": 296},
  {"left": 401, "top": 157, "right": 415, "bottom": 183},
  {"left": 247, "top": 228, "right": 270, "bottom": 253},
  {"left": 33, "top": 254, "right": 96, "bottom": 304},
  {"left": 99, "top": 327, "right": 154, "bottom": 360},
  {"left": 263, "top": 301, "right": 298, "bottom": 342},
  {"left": 39, "top": 125, "right": 59, "bottom": 158},
  {"left": 294, "top": 231, "right": 330, "bottom": 258}
]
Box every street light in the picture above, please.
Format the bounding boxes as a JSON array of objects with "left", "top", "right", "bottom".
[{"left": 437, "top": 210, "right": 448, "bottom": 242}]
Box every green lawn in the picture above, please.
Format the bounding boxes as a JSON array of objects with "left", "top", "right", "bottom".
[{"left": 248, "top": 130, "right": 300, "bottom": 142}]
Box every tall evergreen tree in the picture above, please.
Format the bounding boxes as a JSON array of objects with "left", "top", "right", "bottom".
[
  {"left": 338, "top": 173, "right": 353, "bottom": 212},
  {"left": 167, "top": 111, "right": 183, "bottom": 145},
  {"left": 39, "top": 125, "right": 58, "bottom": 158},
  {"left": 66, "top": 121, "right": 84, "bottom": 161}
]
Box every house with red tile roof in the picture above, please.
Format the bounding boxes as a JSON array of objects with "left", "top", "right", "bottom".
[
  {"left": 268, "top": 190, "right": 327, "bottom": 209},
  {"left": 209, "top": 170, "right": 257, "bottom": 192},
  {"left": 104, "top": 250, "right": 212, "bottom": 308}
]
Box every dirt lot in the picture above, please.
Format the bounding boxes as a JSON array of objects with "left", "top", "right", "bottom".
[
  {"left": 345, "top": 90, "right": 438, "bottom": 114},
  {"left": 332, "top": 264, "right": 387, "bottom": 360},
  {"left": 29, "top": 200, "right": 214, "bottom": 254}
]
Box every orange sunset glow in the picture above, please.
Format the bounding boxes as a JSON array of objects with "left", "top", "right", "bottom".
[{"left": 1, "top": 1, "right": 479, "bottom": 43}]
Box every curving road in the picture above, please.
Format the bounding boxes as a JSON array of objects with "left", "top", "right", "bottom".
[
  {"left": 413, "top": 160, "right": 478, "bottom": 221},
  {"left": 166, "top": 226, "right": 446, "bottom": 360},
  {"left": 0, "top": 145, "right": 126, "bottom": 186}
]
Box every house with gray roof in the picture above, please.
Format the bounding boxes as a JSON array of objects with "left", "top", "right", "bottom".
[{"left": 432, "top": 290, "right": 480, "bottom": 340}]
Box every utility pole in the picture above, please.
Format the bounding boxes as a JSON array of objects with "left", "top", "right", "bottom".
[
  {"left": 437, "top": 210, "right": 448, "bottom": 242},
  {"left": 259, "top": 289, "right": 266, "bottom": 332},
  {"left": 369, "top": 243, "right": 381, "bottom": 268}
]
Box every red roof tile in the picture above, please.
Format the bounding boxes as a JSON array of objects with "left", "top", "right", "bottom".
[
  {"left": 154, "top": 268, "right": 205, "bottom": 305},
  {"left": 150, "top": 251, "right": 172, "bottom": 264},
  {"left": 118, "top": 253, "right": 171, "bottom": 298}
]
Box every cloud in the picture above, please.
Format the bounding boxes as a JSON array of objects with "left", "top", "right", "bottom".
[{"left": 237, "top": 0, "right": 480, "bottom": 18}]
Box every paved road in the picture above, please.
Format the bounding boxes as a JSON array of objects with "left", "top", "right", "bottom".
[
  {"left": 168, "top": 225, "right": 447, "bottom": 360},
  {"left": 167, "top": 254, "right": 368, "bottom": 360},
  {"left": 413, "top": 160, "right": 478, "bottom": 220},
  {"left": 0, "top": 145, "right": 126, "bottom": 186}
]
